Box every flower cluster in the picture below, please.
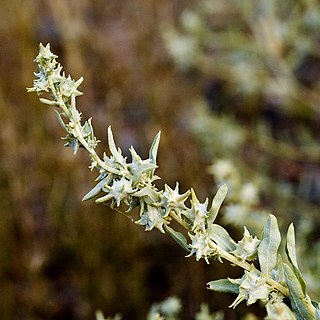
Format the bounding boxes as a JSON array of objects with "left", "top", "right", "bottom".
[
  {"left": 29, "top": 44, "right": 320, "bottom": 318},
  {"left": 28, "top": 43, "right": 83, "bottom": 100},
  {"left": 27, "top": 45, "right": 229, "bottom": 244}
]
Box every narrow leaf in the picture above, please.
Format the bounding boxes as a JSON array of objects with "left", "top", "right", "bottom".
[
  {"left": 54, "top": 109, "right": 67, "bottom": 131},
  {"left": 82, "top": 177, "right": 111, "bottom": 201},
  {"left": 107, "top": 126, "right": 125, "bottom": 165},
  {"left": 149, "top": 131, "right": 161, "bottom": 164},
  {"left": 286, "top": 223, "right": 306, "bottom": 294},
  {"left": 39, "top": 97, "right": 57, "bottom": 105},
  {"left": 95, "top": 193, "right": 113, "bottom": 204},
  {"left": 207, "top": 279, "right": 239, "bottom": 294},
  {"left": 283, "top": 263, "right": 315, "bottom": 320},
  {"left": 258, "top": 214, "right": 281, "bottom": 276},
  {"left": 67, "top": 138, "right": 79, "bottom": 154},
  {"left": 164, "top": 225, "right": 190, "bottom": 252},
  {"left": 286, "top": 223, "right": 298, "bottom": 266},
  {"left": 208, "top": 224, "right": 236, "bottom": 252},
  {"left": 207, "top": 184, "right": 228, "bottom": 224}
]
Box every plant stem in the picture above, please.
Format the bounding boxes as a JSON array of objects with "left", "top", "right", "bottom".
[
  {"left": 169, "top": 210, "right": 191, "bottom": 231},
  {"left": 48, "top": 78, "right": 290, "bottom": 300},
  {"left": 167, "top": 204, "right": 289, "bottom": 298},
  {"left": 210, "top": 242, "right": 290, "bottom": 297}
]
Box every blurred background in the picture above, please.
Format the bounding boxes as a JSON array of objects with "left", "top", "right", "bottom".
[{"left": 0, "top": 0, "right": 320, "bottom": 319}]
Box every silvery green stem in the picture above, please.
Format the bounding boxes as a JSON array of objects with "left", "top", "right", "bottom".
[{"left": 29, "top": 43, "right": 317, "bottom": 318}]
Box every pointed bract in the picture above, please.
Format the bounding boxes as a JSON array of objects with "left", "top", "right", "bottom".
[{"left": 149, "top": 131, "right": 161, "bottom": 164}]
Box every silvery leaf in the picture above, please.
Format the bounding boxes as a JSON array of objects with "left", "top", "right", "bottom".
[
  {"left": 286, "top": 223, "right": 306, "bottom": 294},
  {"left": 283, "top": 263, "right": 315, "bottom": 320},
  {"left": 149, "top": 131, "right": 161, "bottom": 164},
  {"left": 207, "top": 184, "right": 228, "bottom": 224},
  {"left": 208, "top": 224, "right": 236, "bottom": 252},
  {"left": 164, "top": 225, "right": 190, "bottom": 252},
  {"left": 207, "top": 279, "right": 239, "bottom": 294},
  {"left": 258, "top": 214, "right": 281, "bottom": 276}
]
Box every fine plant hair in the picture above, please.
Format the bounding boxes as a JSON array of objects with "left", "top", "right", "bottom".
[{"left": 28, "top": 43, "right": 320, "bottom": 319}]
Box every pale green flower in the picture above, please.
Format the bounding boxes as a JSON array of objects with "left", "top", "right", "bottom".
[
  {"left": 34, "top": 43, "right": 58, "bottom": 70},
  {"left": 162, "top": 182, "right": 190, "bottom": 216},
  {"left": 96, "top": 177, "right": 136, "bottom": 206},
  {"left": 30, "top": 75, "right": 49, "bottom": 93},
  {"left": 229, "top": 267, "right": 271, "bottom": 308},
  {"left": 187, "top": 231, "right": 214, "bottom": 263},
  {"left": 136, "top": 204, "right": 167, "bottom": 233},
  {"left": 127, "top": 146, "right": 158, "bottom": 185},
  {"left": 59, "top": 75, "right": 83, "bottom": 98},
  {"left": 231, "top": 227, "right": 260, "bottom": 262},
  {"left": 188, "top": 190, "right": 210, "bottom": 232}
]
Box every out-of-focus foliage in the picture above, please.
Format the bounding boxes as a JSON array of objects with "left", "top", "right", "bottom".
[
  {"left": 164, "top": 0, "right": 320, "bottom": 114},
  {"left": 163, "top": 0, "right": 320, "bottom": 302},
  {"left": 97, "top": 297, "right": 224, "bottom": 320}
]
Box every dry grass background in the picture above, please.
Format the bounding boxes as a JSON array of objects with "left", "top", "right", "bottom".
[
  {"left": 1, "top": 0, "right": 320, "bottom": 319},
  {"left": 0, "top": 1, "right": 233, "bottom": 319}
]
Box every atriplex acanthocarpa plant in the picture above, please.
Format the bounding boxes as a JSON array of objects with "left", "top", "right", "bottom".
[{"left": 28, "top": 43, "right": 320, "bottom": 319}]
